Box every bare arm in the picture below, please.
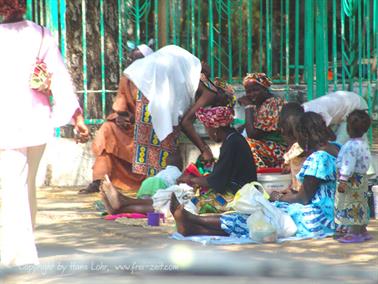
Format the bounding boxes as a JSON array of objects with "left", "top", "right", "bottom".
[
  {"left": 180, "top": 83, "right": 217, "bottom": 160},
  {"left": 177, "top": 174, "right": 209, "bottom": 188},
  {"left": 271, "top": 175, "right": 320, "bottom": 205},
  {"left": 244, "top": 107, "right": 266, "bottom": 139}
]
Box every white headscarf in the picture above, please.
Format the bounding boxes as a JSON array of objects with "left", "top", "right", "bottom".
[
  {"left": 124, "top": 45, "right": 202, "bottom": 141},
  {"left": 136, "top": 44, "right": 154, "bottom": 57}
]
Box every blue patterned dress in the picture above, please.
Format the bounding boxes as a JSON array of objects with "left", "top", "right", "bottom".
[{"left": 220, "top": 151, "right": 337, "bottom": 238}]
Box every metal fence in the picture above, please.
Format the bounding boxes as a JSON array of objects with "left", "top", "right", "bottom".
[{"left": 26, "top": 0, "right": 378, "bottom": 135}]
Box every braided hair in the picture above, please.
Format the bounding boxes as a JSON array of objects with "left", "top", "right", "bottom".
[
  {"left": 0, "top": 0, "right": 26, "bottom": 21},
  {"left": 347, "top": 109, "right": 371, "bottom": 138},
  {"left": 295, "top": 112, "right": 330, "bottom": 153}
]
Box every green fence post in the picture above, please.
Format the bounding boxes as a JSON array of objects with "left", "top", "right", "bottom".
[
  {"left": 26, "top": 0, "right": 33, "bottom": 20},
  {"left": 45, "top": 0, "right": 59, "bottom": 40},
  {"left": 365, "top": 0, "right": 373, "bottom": 142},
  {"left": 332, "top": 0, "right": 337, "bottom": 90},
  {"left": 227, "top": 0, "right": 233, "bottom": 82},
  {"left": 100, "top": 0, "right": 106, "bottom": 119},
  {"left": 191, "top": 0, "right": 195, "bottom": 54},
  {"left": 247, "top": 0, "right": 252, "bottom": 73},
  {"left": 358, "top": 0, "right": 362, "bottom": 95},
  {"left": 266, "top": 0, "right": 272, "bottom": 78},
  {"left": 154, "top": 0, "right": 159, "bottom": 48},
  {"left": 341, "top": 2, "right": 346, "bottom": 89},
  {"left": 315, "top": 0, "right": 328, "bottom": 97},
  {"left": 285, "top": 0, "right": 290, "bottom": 91},
  {"left": 81, "top": 0, "right": 88, "bottom": 123},
  {"left": 304, "top": 0, "right": 314, "bottom": 100},
  {"left": 259, "top": 0, "right": 263, "bottom": 71},
  {"left": 208, "top": 0, "right": 214, "bottom": 78},
  {"left": 294, "top": 0, "right": 300, "bottom": 85}
]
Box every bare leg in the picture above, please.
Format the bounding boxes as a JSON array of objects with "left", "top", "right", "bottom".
[
  {"left": 101, "top": 178, "right": 152, "bottom": 210},
  {"left": 100, "top": 186, "right": 154, "bottom": 214},
  {"left": 170, "top": 193, "right": 228, "bottom": 236}
]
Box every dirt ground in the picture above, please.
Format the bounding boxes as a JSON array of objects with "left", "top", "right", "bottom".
[{"left": 1, "top": 186, "right": 377, "bottom": 283}]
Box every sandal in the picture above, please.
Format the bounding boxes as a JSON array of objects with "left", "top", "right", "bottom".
[
  {"left": 338, "top": 233, "right": 365, "bottom": 243},
  {"left": 361, "top": 232, "right": 373, "bottom": 241},
  {"left": 79, "top": 180, "right": 101, "bottom": 194}
]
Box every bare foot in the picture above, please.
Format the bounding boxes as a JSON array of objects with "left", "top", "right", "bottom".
[
  {"left": 99, "top": 191, "right": 118, "bottom": 215},
  {"left": 100, "top": 178, "right": 129, "bottom": 211},
  {"left": 170, "top": 193, "right": 199, "bottom": 236}
]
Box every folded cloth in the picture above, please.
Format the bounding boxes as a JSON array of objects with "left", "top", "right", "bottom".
[
  {"left": 136, "top": 177, "right": 168, "bottom": 198},
  {"left": 104, "top": 213, "right": 147, "bottom": 220},
  {"left": 171, "top": 232, "right": 334, "bottom": 245}
]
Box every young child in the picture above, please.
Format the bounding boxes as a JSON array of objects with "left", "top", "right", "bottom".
[
  {"left": 278, "top": 103, "right": 307, "bottom": 192},
  {"left": 335, "top": 110, "right": 372, "bottom": 243}
]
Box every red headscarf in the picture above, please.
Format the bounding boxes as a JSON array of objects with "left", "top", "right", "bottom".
[
  {"left": 0, "top": 0, "right": 26, "bottom": 20},
  {"left": 243, "top": 73, "right": 272, "bottom": 90},
  {"left": 196, "top": 107, "right": 234, "bottom": 129}
]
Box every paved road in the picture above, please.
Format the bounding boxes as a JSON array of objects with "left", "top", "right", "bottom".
[{"left": 1, "top": 187, "right": 377, "bottom": 283}]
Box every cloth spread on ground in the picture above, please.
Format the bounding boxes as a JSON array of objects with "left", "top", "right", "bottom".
[
  {"left": 104, "top": 213, "right": 146, "bottom": 220},
  {"left": 170, "top": 232, "right": 334, "bottom": 245}
]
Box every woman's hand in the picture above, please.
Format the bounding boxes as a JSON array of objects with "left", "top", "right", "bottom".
[
  {"left": 238, "top": 95, "right": 253, "bottom": 107},
  {"left": 73, "top": 110, "right": 89, "bottom": 143},
  {"left": 200, "top": 148, "right": 214, "bottom": 164},
  {"left": 281, "top": 163, "right": 291, "bottom": 174},
  {"left": 269, "top": 191, "right": 284, "bottom": 202},
  {"left": 177, "top": 174, "right": 193, "bottom": 185},
  {"left": 337, "top": 181, "right": 348, "bottom": 193}
]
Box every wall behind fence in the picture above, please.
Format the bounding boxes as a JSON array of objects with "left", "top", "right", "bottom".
[{"left": 26, "top": 0, "right": 377, "bottom": 141}]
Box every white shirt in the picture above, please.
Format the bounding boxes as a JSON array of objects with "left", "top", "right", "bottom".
[
  {"left": 302, "top": 91, "right": 368, "bottom": 126},
  {"left": 336, "top": 138, "right": 371, "bottom": 180},
  {"left": 0, "top": 20, "right": 80, "bottom": 149}
]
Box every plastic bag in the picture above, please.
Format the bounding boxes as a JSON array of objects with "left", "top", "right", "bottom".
[
  {"left": 227, "top": 182, "right": 270, "bottom": 214},
  {"left": 152, "top": 183, "right": 197, "bottom": 217},
  {"left": 247, "top": 209, "right": 277, "bottom": 243},
  {"left": 228, "top": 181, "right": 297, "bottom": 238}
]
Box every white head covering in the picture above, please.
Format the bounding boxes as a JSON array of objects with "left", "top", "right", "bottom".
[
  {"left": 136, "top": 44, "right": 154, "bottom": 57},
  {"left": 124, "top": 45, "right": 202, "bottom": 141}
]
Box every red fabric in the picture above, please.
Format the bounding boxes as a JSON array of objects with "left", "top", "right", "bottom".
[
  {"left": 195, "top": 106, "right": 234, "bottom": 129},
  {"left": 257, "top": 167, "right": 283, "bottom": 174},
  {"left": 104, "top": 213, "right": 147, "bottom": 220},
  {"left": 243, "top": 73, "right": 272, "bottom": 90},
  {"left": 183, "top": 163, "right": 202, "bottom": 177}
]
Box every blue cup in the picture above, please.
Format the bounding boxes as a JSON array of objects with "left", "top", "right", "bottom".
[{"left": 147, "top": 212, "right": 161, "bottom": 226}]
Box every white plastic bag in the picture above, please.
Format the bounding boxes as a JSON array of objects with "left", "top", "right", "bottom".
[
  {"left": 247, "top": 210, "right": 277, "bottom": 243},
  {"left": 152, "top": 183, "right": 197, "bottom": 217},
  {"left": 227, "top": 182, "right": 269, "bottom": 214},
  {"left": 228, "top": 181, "right": 297, "bottom": 238}
]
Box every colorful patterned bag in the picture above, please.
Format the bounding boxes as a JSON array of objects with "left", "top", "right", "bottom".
[{"left": 30, "top": 25, "right": 52, "bottom": 95}]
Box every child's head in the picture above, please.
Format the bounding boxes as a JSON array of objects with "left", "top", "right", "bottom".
[
  {"left": 347, "top": 110, "right": 371, "bottom": 138},
  {"left": 279, "top": 102, "right": 304, "bottom": 145},
  {"left": 295, "top": 112, "right": 330, "bottom": 152},
  {"left": 167, "top": 150, "right": 183, "bottom": 171}
]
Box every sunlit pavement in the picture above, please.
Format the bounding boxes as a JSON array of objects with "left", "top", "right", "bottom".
[{"left": 0, "top": 187, "right": 377, "bottom": 283}]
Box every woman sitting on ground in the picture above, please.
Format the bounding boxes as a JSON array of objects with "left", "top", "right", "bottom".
[
  {"left": 100, "top": 106, "right": 257, "bottom": 215},
  {"left": 238, "top": 73, "right": 286, "bottom": 169},
  {"left": 170, "top": 112, "right": 339, "bottom": 238}
]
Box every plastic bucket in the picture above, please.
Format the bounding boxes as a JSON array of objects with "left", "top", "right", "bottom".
[{"left": 257, "top": 173, "right": 291, "bottom": 194}]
